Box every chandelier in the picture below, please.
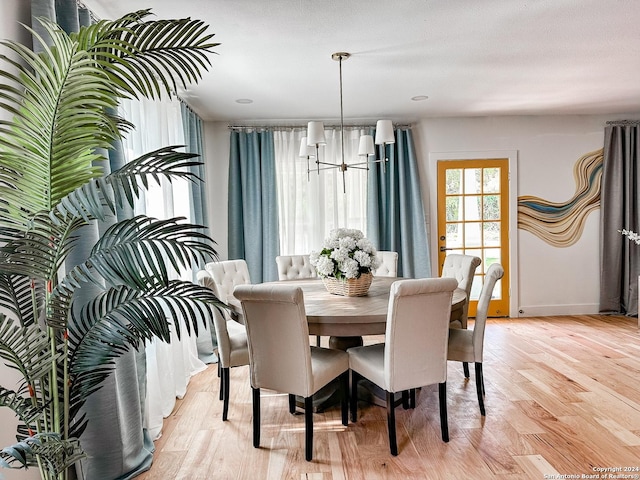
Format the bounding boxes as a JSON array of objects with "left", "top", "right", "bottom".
[{"left": 299, "top": 52, "right": 395, "bottom": 193}]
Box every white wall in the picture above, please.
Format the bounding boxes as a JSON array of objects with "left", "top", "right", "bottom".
[
  {"left": 202, "top": 113, "right": 640, "bottom": 317},
  {"left": 0, "top": 4, "right": 41, "bottom": 480}
]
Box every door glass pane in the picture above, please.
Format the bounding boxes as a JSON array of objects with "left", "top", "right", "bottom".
[
  {"left": 484, "top": 248, "right": 501, "bottom": 270},
  {"left": 445, "top": 169, "right": 462, "bottom": 194},
  {"left": 446, "top": 223, "right": 463, "bottom": 248},
  {"left": 465, "top": 195, "right": 482, "bottom": 221},
  {"left": 483, "top": 195, "right": 500, "bottom": 220},
  {"left": 470, "top": 274, "right": 482, "bottom": 301},
  {"left": 464, "top": 223, "right": 482, "bottom": 248},
  {"left": 483, "top": 222, "right": 501, "bottom": 246},
  {"left": 464, "top": 168, "right": 481, "bottom": 194},
  {"left": 483, "top": 167, "right": 500, "bottom": 193},
  {"left": 446, "top": 196, "right": 461, "bottom": 222}
]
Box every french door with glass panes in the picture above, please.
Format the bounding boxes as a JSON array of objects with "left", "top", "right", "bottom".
[{"left": 437, "top": 159, "right": 509, "bottom": 317}]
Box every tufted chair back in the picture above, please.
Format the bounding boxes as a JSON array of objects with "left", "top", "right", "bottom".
[
  {"left": 203, "top": 259, "right": 252, "bottom": 304},
  {"left": 275, "top": 255, "right": 317, "bottom": 280},
  {"left": 372, "top": 251, "right": 398, "bottom": 277}
]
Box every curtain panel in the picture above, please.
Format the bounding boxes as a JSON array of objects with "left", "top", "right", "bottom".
[
  {"left": 367, "top": 128, "right": 431, "bottom": 278},
  {"left": 274, "top": 127, "right": 368, "bottom": 255},
  {"left": 228, "top": 129, "right": 280, "bottom": 283},
  {"left": 600, "top": 122, "right": 640, "bottom": 315}
]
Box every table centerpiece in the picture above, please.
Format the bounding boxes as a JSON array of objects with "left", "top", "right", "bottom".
[{"left": 310, "top": 228, "right": 381, "bottom": 296}]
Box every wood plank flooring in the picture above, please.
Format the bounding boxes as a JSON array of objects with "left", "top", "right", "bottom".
[{"left": 137, "top": 315, "right": 640, "bottom": 479}]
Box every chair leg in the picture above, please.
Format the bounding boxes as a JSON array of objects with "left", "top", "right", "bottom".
[
  {"left": 304, "top": 396, "right": 313, "bottom": 461},
  {"left": 401, "top": 390, "right": 409, "bottom": 409},
  {"left": 350, "top": 370, "right": 360, "bottom": 422},
  {"left": 386, "top": 391, "right": 398, "bottom": 456},
  {"left": 222, "top": 367, "right": 230, "bottom": 421},
  {"left": 338, "top": 372, "right": 348, "bottom": 426},
  {"left": 288, "top": 394, "right": 296, "bottom": 414},
  {"left": 463, "top": 361, "right": 470, "bottom": 378},
  {"left": 218, "top": 363, "right": 223, "bottom": 400},
  {"left": 409, "top": 388, "right": 416, "bottom": 409},
  {"left": 252, "top": 387, "right": 260, "bottom": 448},
  {"left": 438, "top": 382, "right": 449, "bottom": 442},
  {"left": 475, "top": 362, "right": 486, "bottom": 416},
  {"left": 316, "top": 335, "right": 321, "bottom": 347}
]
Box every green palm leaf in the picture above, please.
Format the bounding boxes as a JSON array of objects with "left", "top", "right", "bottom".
[
  {"left": 0, "top": 22, "right": 120, "bottom": 229},
  {"left": 55, "top": 146, "right": 203, "bottom": 222},
  {"left": 0, "top": 274, "right": 43, "bottom": 327},
  {"left": 67, "top": 281, "right": 222, "bottom": 403},
  {"left": 0, "top": 433, "right": 84, "bottom": 475},
  {"left": 0, "top": 314, "right": 58, "bottom": 392},
  {"left": 0, "top": 387, "right": 43, "bottom": 433},
  {"left": 78, "top": 9, "right": 218, "bottom": 100},
  {"left": 56, "top": 215, "right": 217, "bottom": 293}
]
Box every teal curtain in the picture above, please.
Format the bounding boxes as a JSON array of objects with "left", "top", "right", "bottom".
[
  {"left": 30, "top": 1, "right": 153, "bottom": 479},
  {"left": 228, "top": 129, "right": 280, "bottom": 282},
  {"left": 367, "top": 127, "right": 431, "bottom": 278}
]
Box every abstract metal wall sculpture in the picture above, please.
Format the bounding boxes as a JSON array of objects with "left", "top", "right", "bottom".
[{"left": 517, "top": 148, "right": 603, "bottom": 247}]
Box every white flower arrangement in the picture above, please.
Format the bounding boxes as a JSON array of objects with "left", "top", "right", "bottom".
[
  {"left": 309, "top": 228, "right": 381, "bottom": 280},
  {"left": 620, "top": 229, "right": 640, "bottom": 245}
]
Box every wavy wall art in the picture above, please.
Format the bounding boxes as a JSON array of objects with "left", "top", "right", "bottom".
[{"left": 517, "top": 148, "right": 603, "bottom": 247}]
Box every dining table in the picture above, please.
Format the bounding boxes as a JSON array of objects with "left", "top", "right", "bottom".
[
  {"left": 227, "top": 276, "right": 467, "bottom": 411},
  {"left": 228, "top": 276, "right": 467, "bottom": 350}
]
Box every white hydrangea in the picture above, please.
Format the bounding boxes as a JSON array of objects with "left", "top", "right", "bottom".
[
  {"left": 309, "top": 228, "right": 379, "bottom": 280},
  {"left": 314, "top": 255, "right": 336, "bottom": 277}
]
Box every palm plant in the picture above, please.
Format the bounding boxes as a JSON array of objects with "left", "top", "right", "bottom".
[{"left": 0, "top": 9, "right": 223, "bottom": 479}]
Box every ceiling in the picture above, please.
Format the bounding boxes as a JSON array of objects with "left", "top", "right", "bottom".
[{"left": 83, "top": 0, "right": 640, "bottom": 123}]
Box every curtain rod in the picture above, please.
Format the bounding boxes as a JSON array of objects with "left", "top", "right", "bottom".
[
  {"left": 228, "top": 124, "right": 412, "bottom": 131},
  {"left": 606, "top": 120, "right": 640, "bottom": 125}
]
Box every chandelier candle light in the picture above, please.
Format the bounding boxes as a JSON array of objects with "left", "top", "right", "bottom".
[{"left": 302, "top": 52, "right": 396, "bottom": 193}]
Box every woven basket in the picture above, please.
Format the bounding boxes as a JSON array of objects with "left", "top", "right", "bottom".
[{"left": 322, "top": 272, "right": 373, "bottom": 297}]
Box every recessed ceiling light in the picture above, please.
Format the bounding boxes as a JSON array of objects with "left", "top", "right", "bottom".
[
  {"left": 411, "top": 95, "right": 429, "bottom": 101},
  {"left": 235, "top": 98, "right": 253, "bottom": 104}
]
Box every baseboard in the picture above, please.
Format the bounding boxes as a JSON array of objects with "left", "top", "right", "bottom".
[{"left": 515, "top": 303, "right": 600, "bottom": 317}]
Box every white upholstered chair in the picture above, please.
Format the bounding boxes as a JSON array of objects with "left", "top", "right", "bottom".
[
  {"left": 347, "top": 277, "right": 458, "bottom": 455},
  {"left": 448, "top": 263, "right": 504, "bottom": 416},
  {"left": 196, "top": 268, "right": 249, "bottom": 421},
  {"left": 234, "top": 284, "right": 349, "bottom": 461},
  {"left": 441, "top": 254, "right": 482, "bottom": 329},
  {"left": 203, "top": 259, "right": 251, "bottom": 310},
  {"left": 373, "top": 250, "right": 398, "bottom": 277},
  {"left": 276, "top": 254, "right": 317, "bottom": 280},
  {"left": 441, "top": 254, "right": 481, "bottom": 378},
  {"left": 275, "top": 254, "right": 321, "bottom": 346}
]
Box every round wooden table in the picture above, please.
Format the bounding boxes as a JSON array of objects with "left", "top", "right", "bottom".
[{"left": 228, "top": 276, "right": 466, "bottom": 346}]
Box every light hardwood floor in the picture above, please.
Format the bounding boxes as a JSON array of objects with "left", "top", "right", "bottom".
[{"left": 137, "top": 315, "right": 640, "bottom": 479}]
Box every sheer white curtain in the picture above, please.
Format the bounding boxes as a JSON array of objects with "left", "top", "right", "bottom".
[
  {"left": 274, "top": 127, "right": 368, "bottom": 255},
  {"left": 120, "top": 96, "right": 207, "bottom": 440}
]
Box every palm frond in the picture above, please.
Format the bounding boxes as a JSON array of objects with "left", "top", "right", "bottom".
[
  {"left": 54, "top": 146, "right": 203, "bottom": 222},
  {"left": 76, "top": 9, "right": 218, "bottom": 100},
  {"left": 54, "top": 215, "right": 216, "bottom": 294},
  {"left": 0, "top": 314, "right": 58, "bottom": 390},
  {"left": 0, "top": 19, "right": 120, "bottom": 229},
  {"left": 66, "top": 281, "right": 222, "bottom": 403},
  {"left": 0, "top": 211, "right": 86, "bottom": 281},
  {"left": 0, "top": 433, "right": 84, "bottom": 475},
  {"left": 0, "top": 387, "right": 43, "bottom": 432},
  {"left": 0, "top": 273, "right": 43, "bottom": 327}
]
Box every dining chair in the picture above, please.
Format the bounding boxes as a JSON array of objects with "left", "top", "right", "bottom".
[
  {"left": 196, "top": 270, "right": 249, "bottom": 421},
  {"left": 275, "top": 254, "right": 322, "bottom": 346},
  {"left": 234, "top": 284, "right": 349, "bottom": 461},
  {"left": 373, "top": 250, "right": 398, "bottom": 277},
  {"left": 275, "top": 254, "right": 318, "bottom": 280},
  {"left": 447, "top": 263, "right": 504, "bottom": 416},
  {"left": 203, "top": 259, "right": 251, "bottom": 321},
  {"left": 441, "top": 253, "right": 481, "bottom": 377},
  {"left": 348, "top": 277, "right": 458, "bottom": 455},
  {"left": 441, "top": 254, "right": 481, "bottom": 329}
]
